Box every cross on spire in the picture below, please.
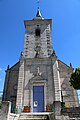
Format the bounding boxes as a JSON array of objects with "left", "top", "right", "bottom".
[
  {"left": 37, "top": 0, "right": 40, "bottom": 9},
  {"left": 33, "top": 0, "right": 44, "bottom": 19}
]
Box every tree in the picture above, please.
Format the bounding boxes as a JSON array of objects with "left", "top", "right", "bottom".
[{"left": 69, "top": 68, "right": 80, "bottom": 89}]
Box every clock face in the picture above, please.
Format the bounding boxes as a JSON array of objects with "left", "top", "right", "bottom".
[{"left": 13, "top": 84, "right": 17, "bottom": 90}]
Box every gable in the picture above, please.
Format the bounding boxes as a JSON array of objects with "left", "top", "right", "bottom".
[{"left": 30, "top": 75, "right": 44, "bottom": 81}]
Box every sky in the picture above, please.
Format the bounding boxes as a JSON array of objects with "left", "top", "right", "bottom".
[{"left": 0, "top": 0, "right": 80, "bottom": 101}]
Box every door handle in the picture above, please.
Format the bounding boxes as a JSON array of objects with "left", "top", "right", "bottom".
[{"left": 34, "top": 101, "right": 38, "bottom": 107}]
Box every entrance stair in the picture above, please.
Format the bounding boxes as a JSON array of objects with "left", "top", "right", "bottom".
[{"left": 18, "top": 112, "right": 54, "bottom": 120}]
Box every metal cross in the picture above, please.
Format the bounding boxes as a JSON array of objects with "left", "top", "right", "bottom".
[{"left": 37, "top": 0, "right": 40, "bottom": 8}]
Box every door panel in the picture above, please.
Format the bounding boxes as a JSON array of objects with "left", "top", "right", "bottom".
[{"left": 33, "top": 86, "right": 44, "bottom": 112}]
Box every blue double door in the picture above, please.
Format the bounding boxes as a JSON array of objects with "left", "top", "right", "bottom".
[{"left": 33, "top": 86, "right": 44, "bottom": 112}]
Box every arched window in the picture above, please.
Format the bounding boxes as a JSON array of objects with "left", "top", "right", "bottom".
[{"left": 35, "top": 28, "right": 40, "bottom": 36}]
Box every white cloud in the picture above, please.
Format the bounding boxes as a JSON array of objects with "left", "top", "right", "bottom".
[{"left": 0, "top": 78, "right": 2, "bottom": 81}]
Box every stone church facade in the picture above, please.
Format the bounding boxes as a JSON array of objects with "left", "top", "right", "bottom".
[{"left": 2, "top": 8, "right": 79, "bottom": 116}]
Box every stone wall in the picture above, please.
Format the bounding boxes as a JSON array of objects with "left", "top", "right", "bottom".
[
  {"left": 8, "top": 113, "right": 19, "bottom": 120},
  {"left": 22, "top": 57, "right": 55, "bottom": 111},
  {"left": 0, "top": 101, "right": 10, "bottom": 120},
  {"left": 62, "top": 107, "right": 80, "bottom": 118},
  {"left": 58, "top": 60, "right": 79, "bottom": 107},
  {"left": 16, "top": 57, "right": 24, "bottom": 112},
  {"left": 24, "top": 19, "right": 53, "bottom": 58},
  {"left": 0, "top": 101, "right": 19, "bottom": 120},
  {"left": 3, "top": 62, "right": 20, "bottom": 111}
]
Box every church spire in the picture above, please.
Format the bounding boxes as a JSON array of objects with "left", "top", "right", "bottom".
[{"left": 33, "top": 0, "right": 44, "bottom": 20}]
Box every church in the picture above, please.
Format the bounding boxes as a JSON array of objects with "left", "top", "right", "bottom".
[{"left": 2, "top": 5, "right": 79, "bottom": 118}]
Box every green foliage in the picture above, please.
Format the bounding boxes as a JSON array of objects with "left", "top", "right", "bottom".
[
  {"left": 0, "top": 101, "right": 2, "bottom": 109},
  {"left": 61, "top": 102, "right": 65, "bottom": 108},
  {"left": 69, "top": 68, "right": 80, "bottom": 89}
]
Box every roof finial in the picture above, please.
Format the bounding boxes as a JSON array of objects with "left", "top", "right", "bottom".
[{"left": 33, "top": 0, "right": 44, "bottom": 20}]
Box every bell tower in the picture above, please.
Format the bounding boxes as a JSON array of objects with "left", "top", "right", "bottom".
[
  {"left": 16, "top": 3, "right": 62, "bottom": 115},
  {"left": 23, "top": 7, "right": 53, "bottom": 58}
]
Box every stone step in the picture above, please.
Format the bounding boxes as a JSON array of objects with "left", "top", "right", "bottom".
[{"left": 18, "top": 115, "right": 48, "bottom": 120}]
